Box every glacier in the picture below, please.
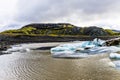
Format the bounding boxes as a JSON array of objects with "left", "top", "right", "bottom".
[{"left": 51, "top": 38, "right": 120, "bottom": 58}]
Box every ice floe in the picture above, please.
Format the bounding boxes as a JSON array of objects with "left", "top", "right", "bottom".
[
  {"left": 51, "top": 38, "right": 120, "bottom": 58},
  {"left": 110, "top": 53, "right": 120, "bottom": 59},
  {"left": 2, "top": 44, "right": 30, "bottom": 53}
]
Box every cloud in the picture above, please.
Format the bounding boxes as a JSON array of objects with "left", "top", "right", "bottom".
[
  {"left": 1, "top": 0, "right": 120, "bottom": 31},
  {"left": 15, "top": 0, "right": 120, "bottom": 22},
  {"left": 0, "top": 0, "right": 17, "bottom": 25}
]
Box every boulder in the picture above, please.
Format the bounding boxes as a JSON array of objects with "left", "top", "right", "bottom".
[{"left": 105, "top": 38, "right": 120, "bottom": 46}]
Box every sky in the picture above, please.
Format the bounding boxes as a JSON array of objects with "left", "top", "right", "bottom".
[{"left": 0, "top": 0, "right": 120, "bottom": 31}]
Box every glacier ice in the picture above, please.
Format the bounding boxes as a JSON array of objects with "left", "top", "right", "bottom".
[
  {"left": 51, "top": 38, "right": 120, "bottom": 58},
  {"left": 2, "top": 44, "right": 30, "bottom": 53},
  {"left": 112, "top": 60, "right": 120, "bottom": 69},
  {"left": 110, "top": 53, "right": 120, "bottom": 59}
]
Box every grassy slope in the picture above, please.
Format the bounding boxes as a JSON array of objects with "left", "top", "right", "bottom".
[{"left": 1, "top": 24, "right": 120, "bottom": 37}]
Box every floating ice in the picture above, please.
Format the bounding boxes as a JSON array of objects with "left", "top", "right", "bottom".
[
  {"left": 3, "top": 44, "right": 30, "bottom": 53},
  {"left": 112, "top": 61, "right": 120, "bottom": 69},
  {"left": 108, "top": 47, "right": 120, "bottom": 69},
  {"left": 110, "top": 53, "right": 120, "bottom": 59},
  {"left": 110, "top": 53, "right": 120, "bottom": 69},
  {"left": 51, "top": 38, "right": 120, "bottom": 58},
  {"left": 81, "top": 38, "right": 105, "bottom": 48}
]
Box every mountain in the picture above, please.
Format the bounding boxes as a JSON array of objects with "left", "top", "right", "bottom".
[
  {"left": 0, "top": 24, "right": 22, "bottom": 32},
  {"left": 1, "top": 23, "right": 120, "bottom": 37},
  {"left": 112, "top": 30, "right": 120, "bottom": 33}
]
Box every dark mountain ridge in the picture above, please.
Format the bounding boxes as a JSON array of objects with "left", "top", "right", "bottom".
[{"left": 1, "top": 23, "right": 120, "bottom": 37}]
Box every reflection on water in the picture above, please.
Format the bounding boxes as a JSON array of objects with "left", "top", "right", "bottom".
[{"left": 0, "top": 50, "right": 120, "bottom": 80}]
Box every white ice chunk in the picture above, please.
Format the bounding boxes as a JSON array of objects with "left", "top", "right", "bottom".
[
  {"left": 112, "top": 60, "right": 120, "bottom": 69},
  {"left": 110, "top": 53, "right": 120, "bottom": 59},
  {"left": 3, "top": 45, "right": 30, "bottom": 53}
]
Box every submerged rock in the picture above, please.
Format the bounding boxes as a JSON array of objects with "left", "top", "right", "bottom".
[{"left": 32, "top": 46, "right": 55, "bottom": 50}]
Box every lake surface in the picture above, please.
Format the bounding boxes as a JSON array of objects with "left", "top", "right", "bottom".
[{"left": 0, "top": 43, "right": 120, "bottom": 80}]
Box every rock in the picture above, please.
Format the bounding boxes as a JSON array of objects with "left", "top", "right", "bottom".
[{"left": 105, "top": 38, "right": 120, "bottom": 46}]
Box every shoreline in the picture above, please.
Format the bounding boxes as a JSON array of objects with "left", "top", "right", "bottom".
[
  {"left": 0, "top": 35, "right": 119, "bottom": 55},
  {"left": 0, "top": 35, "right": 119, "bottom": 50}
]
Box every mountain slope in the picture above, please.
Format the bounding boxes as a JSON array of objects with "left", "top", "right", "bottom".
[{"left": 1, "top": 23, "right": 120, "bottom": 37}]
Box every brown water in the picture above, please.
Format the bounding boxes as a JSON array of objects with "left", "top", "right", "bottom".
[{"left": 0, "top": 50, "right": 120, "bottom": 80}]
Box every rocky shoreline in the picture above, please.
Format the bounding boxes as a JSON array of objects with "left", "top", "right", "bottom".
[{"left": 0, "top": 34, "right": 119, "bottom": 54}]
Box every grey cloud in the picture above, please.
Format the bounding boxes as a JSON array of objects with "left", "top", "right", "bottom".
[{"left": 15, "top": 0, "right": 120, "bottom": 23}]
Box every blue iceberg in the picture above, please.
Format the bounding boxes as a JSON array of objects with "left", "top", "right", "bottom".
[{"left": 51, "top": 38, "right": 120, "bottom": 58}]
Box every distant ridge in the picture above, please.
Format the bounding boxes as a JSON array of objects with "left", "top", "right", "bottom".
[
  {"left": 1, "top": 23, "right": 120, "bottom": 37},
  {"left": 112, "top": 30, "right": 120, "bottom": 33},
  {"left": 22, "top": 23, "right": 75, "bottom": 29}
]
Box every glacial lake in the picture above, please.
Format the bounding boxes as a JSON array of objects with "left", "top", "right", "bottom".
[{"left": 0, "top": 43, "right": 120, "bottom": 80}]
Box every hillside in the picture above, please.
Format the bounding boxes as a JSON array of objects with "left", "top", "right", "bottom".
[
  {"left": 0, "top": 23, "right": 120, "bottom": 50},
  {"left": 1, "top": 23, "right": 119, "bottom": 37}
]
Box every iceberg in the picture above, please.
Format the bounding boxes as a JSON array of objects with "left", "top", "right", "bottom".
[
  {"left": 109, "top": 52, "right": 120, "bottom": 69},
  {"left": 51, "top": 38, "right": 120, "bottom": 58},
  {"left": 2, "top": 44, "right": 30, "bottom": 53},
  {"left": 81, "top": 38, "right": 105, "bottom": 48},
  {"left": 111, "top": 59, "right": 120, "bottom": 70},
  {"left": 110, "top": 53, "right": 120, "bottom": 59}
]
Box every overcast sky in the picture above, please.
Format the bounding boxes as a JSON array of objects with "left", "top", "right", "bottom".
[{"left": 0, "top": 0, "right": 120, "bottom": 31}]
